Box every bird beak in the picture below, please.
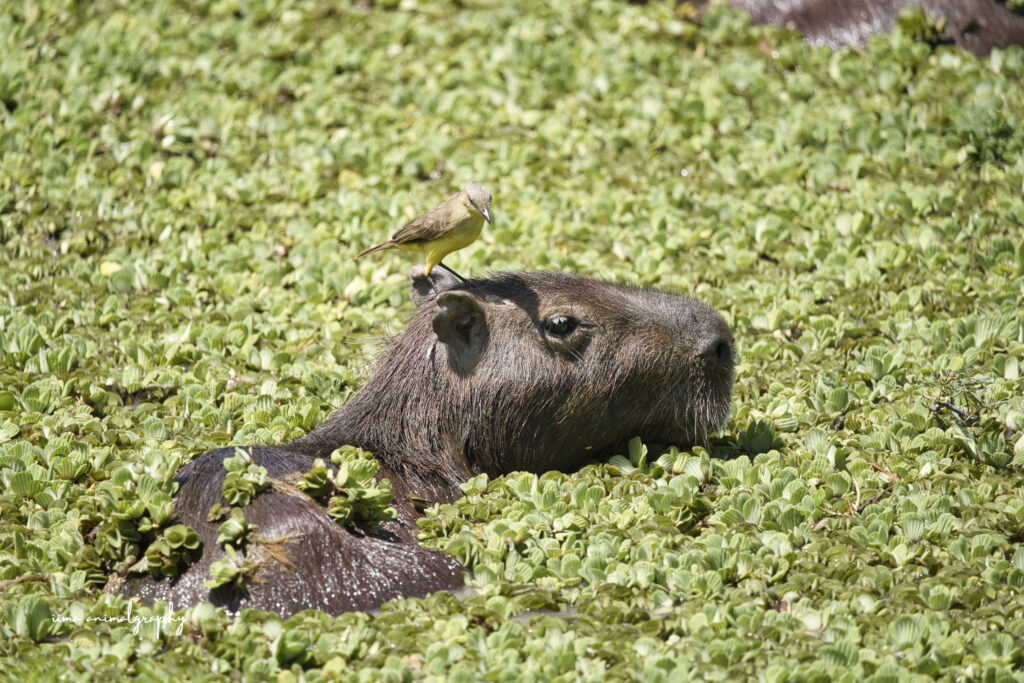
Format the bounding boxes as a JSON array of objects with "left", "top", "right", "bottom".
[{"left": 482, "top": 208, "right": 491, "bottom": 224}]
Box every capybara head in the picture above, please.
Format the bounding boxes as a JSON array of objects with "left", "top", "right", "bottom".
[{"left": 296, "top": 268, "right": 735, "bottom": 501}]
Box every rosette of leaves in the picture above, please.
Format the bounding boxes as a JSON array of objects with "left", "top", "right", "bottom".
[
  {"left": 89, "top": 466, "right": 178, "bottom": 574},
  {"left": 221, "top": 448, "right": 269, "bottom": 507},
  {"left": 204, "top": 508, "right": 264, "bottom": 590},
  {"left": 216, "top": 507, "right": 257, "bottom": 546},
  {"left": 296, "top": 447, "right": 397, "bottom": 531},
  {"left": 143, "top": 524, "right": 200, "bottom": 578},
  {"left": 3, "top": 596, "right": 58, "bottom": 644},
  {"left": 204, "top": 545, "right": 263, "bottom": 590}
]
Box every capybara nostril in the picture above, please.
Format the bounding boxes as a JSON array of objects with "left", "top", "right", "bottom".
[
  {"left": 696, "top": 330, "right": 734, "bottom": 365},
  {"left": 715, "top": 340, "right": 731, "bottom": 362}
]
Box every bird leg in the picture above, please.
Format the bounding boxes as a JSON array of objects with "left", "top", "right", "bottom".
[{"left": 437, "top": 262, "right": 468, "bottom": 284}]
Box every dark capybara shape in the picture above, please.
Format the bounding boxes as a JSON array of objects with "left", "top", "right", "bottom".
[
  {"left": 696, "top": 0, "right": 1024, "bottom": 56},
  {"left": 122, "top": 447, "right": 468, "bottom": 617},
  {"left": 122, "top": 268, "right": 736, "bottom": 617}
]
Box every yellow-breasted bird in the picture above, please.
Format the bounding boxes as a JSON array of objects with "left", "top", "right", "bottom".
[{"left": 354, "top": 181, "right": 492, "bottom": 281}]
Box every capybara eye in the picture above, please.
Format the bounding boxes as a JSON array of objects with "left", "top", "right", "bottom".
[{"left": 544, "top": 315, "right": 577, "bottom": 336}]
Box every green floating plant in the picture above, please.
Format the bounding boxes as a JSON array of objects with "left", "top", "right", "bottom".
[
  {"left": 221, "top": 448, "right": 269, "bottom": 507},
  {"left": 296, "top": 446, "right": 397, "bottom": 530},
  {"left": 215, "top": 507, "right": 257, "bottom": 546},
  {"left": 88, "top": 466, "right": 178, "bottom": 574},
  {"left": 296, "top": 458, "right": 332, "bottom": 499},
  {"left": 204, "top": 544, "right": 262, "bottom": 591},
  {"left": 2, "top": 596, "right": 57, "bottom": 644},
  {"left": 143, "top": 523, "right": 200, "bottom": 578}
]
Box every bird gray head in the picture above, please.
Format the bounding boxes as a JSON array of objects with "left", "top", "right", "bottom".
[{"left": 465, "top": 181, "right": 492, "bottom": 223}]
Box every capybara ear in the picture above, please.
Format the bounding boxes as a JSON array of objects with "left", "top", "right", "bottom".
[
  {"left": 432, "top": 291, "right": 488, "bottom": 370},
  {"left": 410, "top": 266, "right": 462, "bottom": 306}
]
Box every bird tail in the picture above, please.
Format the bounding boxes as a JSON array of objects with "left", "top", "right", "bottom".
[{"left": 354, "top": 241, "right": 395, "bottom": 260}]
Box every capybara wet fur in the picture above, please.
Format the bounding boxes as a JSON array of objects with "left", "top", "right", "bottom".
[{"left": 121, "top": 268, "right": 736, "bottom": 617}]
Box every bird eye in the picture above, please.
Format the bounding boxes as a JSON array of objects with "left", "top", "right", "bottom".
[{"left": 544, "top": 315, "right": 577, "bottom": 336}]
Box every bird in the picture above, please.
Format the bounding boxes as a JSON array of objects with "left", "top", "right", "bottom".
[{"left": 354, "top": 181, "right": 492, "bottom": 282}]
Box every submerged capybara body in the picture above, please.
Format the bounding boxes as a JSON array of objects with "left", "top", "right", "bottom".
[
  {"left": 697, "top": 0, "right": 1024, "bottom": 56},
  {"left": 123, "top": 268, "right": 736, "bottom": 617}
]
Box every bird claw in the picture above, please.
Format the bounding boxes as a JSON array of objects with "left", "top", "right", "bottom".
[{"left": 409, "top": 266, "right": 464, "bottom": 307}]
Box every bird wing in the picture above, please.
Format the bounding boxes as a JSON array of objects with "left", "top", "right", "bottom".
[{"left": 389, "top": 193, "right": 462, "bottom": 244}]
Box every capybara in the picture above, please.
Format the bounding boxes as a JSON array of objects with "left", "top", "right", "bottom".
[
  {"left": 121, "top": 267, "right": 736, "bottom": 617},
  {"left": 696, "top": 0, "right": 1024, "bottom": 56}
]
